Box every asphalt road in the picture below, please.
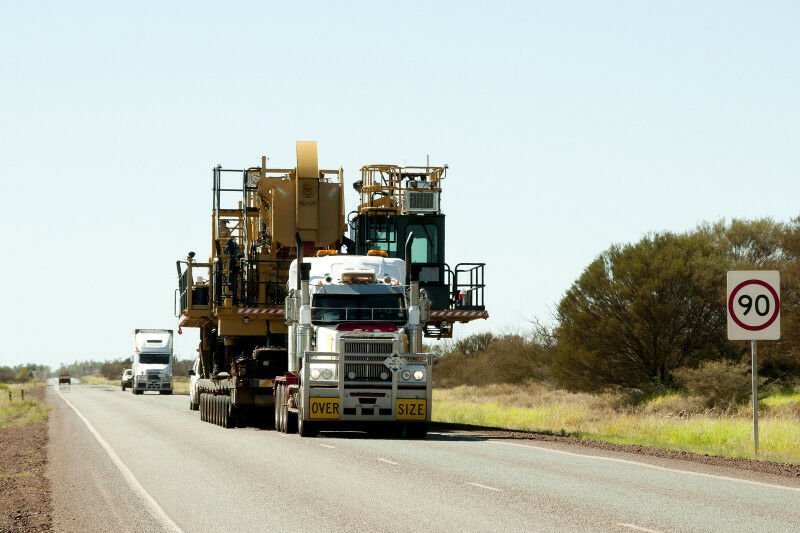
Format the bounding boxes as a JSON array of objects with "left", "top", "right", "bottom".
[{"left": 46, "top": 381, "right": 800, "bottom": 532}]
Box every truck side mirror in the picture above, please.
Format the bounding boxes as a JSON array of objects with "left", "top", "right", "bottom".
[{"left": 188, "top": 369, "right": 196, "bottom": 376}]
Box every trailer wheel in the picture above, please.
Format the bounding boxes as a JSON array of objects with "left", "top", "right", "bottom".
[{"left": 222, "top": 396, "right": 231, "bottom": 428}]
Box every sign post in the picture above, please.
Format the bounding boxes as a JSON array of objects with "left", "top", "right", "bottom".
[{"left": 727, "top": 270, "right": 780, "bottom": 455}]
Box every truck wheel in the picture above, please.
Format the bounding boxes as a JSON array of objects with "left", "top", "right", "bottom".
[
  {"left": 406, "top": 423, "right": 428, "bottom": 439},
  {"left": 285, "top": 396, "right": 297, "bottom": 434},
  {"left": 297, "top": 404, "right": 317, "bottom": 438},
  {"left": 160, "top": 389, "right": 173, "bottom": 395},
  {"left": 279, "top": 384, "right": 287, "bottom": 433},
  {"left": 274, "top": 385, "right": 282, "bottom": 431}
]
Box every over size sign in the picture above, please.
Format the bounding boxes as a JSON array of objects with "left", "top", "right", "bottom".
[{"left": 726, "top": 271, "right": 780, "bottom": 341}]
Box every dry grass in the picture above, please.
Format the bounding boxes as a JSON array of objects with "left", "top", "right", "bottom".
[
  {"left": 0, "top": 383, "right": 48, "bottom": 428},
  {"left": 433, "top": 382, "right": 800, "bottom": 464},
  {"left": 80, "top": 375, "right": 188, "bottom": 394},
  {"left": 79, "top": 375, "right": 118, "bottom": 386},
  {"left": 172, "top": 376, "right": 189, "bottom": 395}
]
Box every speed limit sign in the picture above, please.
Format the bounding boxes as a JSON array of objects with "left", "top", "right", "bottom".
[{"left": 727, "top": 271, "right": 780, "bottom": 341}]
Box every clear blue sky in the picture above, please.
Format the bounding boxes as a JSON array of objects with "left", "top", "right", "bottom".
[{"left": 1, "top": 1, "right": 798, "bottom": 367}]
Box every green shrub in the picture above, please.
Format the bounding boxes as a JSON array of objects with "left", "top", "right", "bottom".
[
  {"left": 0, "top": 382, "right": 8, "bottom": 389},
  {"left": 433, "top": 332, "right": 554, "bottom": 388},
  {"left": 673, "top": 361, "right": 752, "bottom": 410}
]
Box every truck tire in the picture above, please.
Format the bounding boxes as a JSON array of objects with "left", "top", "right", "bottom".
[
  {"left": 297, "top": 402, "right": 318, "bottom": 438},
  {"left": 406, "top": 422, "right": 428, "bottom": 439},
  {"left": 160, "top": 389, "right": 173, "bottom": 395},
  {"left": 285, "top": 396, "right": 297, "bottom": 434},
  {"left": 274, "top": 384, "right": 282, "bottom": 431},
  {"left": 134, "top": 388, "right": 143, "bottom": 395}
]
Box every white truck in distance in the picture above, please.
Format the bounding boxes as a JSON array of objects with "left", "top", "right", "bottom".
[{"left": 131, "top": 329, "right": 174, "bottom": 395}]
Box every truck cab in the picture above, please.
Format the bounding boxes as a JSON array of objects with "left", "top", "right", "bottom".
[
  {"left": 279, "top": 252, "right": 430, "bottom": 437},
  {"left": 131, "top": 329, "right": 174, "bottom": 395}
]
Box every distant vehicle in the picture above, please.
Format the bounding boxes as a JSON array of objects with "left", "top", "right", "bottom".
[
  {"left": 58, "top": 371, "right": 70, "bottom": 385},
  {"left": 188, "top": 358, "right": 200, "bottom": 411},
  {"left": 121, "top": 369, "right": 133, "bottom": 391},
  {"left": 131, "top": 329, "right": 174, "bottom": 395}
]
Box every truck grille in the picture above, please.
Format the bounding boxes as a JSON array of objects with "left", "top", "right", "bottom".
[
  {"left": 343, "top": 342, "right": 393, "bottom": 355},
  {"left": 344, "top": 362, "right": 390, "bottom": 382},
  {"left": 146, "top": 372, "right": 161, "bottom": 382}
]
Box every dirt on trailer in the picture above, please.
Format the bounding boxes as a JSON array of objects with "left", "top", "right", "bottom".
[{"left": 0, "top": 386, "right": 53, "bottom": 532}]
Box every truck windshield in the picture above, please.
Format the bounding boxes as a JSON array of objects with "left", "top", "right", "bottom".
[
  {"left": 312, "top": 294, "right": 407, "bottom": 324},
  {"left": 139, "top": 354, "right": 170, "bottom": 365}
]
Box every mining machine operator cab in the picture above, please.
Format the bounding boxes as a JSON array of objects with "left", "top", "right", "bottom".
[{"left": 349, "top": 165, "right": 487, "bottom": 338}]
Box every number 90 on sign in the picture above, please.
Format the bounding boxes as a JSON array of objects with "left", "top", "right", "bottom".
[{"left": 726, "top": 271, "right": 780, "bottom": 341}]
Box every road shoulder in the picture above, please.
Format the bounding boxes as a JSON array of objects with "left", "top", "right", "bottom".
[
  {"left": 46, "top": 385, "right": 165, "bottom": 532},
  {"left": 0, "top": 385, "right": 52, "bottom": 532},
  {"left": 432, "top": 422, "right": 800, "bottom": 484}
]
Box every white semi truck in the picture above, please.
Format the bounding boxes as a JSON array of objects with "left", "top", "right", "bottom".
[
  {"left": 131, "top": 329, "right": 174, "bottom": 395},
  {"left": 274, "top": 245, "right": 432, "bottom": 437}
]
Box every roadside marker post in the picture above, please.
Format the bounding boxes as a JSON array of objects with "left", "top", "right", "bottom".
[{"left": 727, "top": 270, "right": 781, "bottom": 455}]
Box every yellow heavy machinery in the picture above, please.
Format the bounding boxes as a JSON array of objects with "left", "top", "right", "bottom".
[
  {"left": 176, "top": 142, "right": 487, "bottom": 432},
  {"left": 177, "top": 142, "right": 345, "bottom": 422},
  {"left": 349, "top": 164, "right": 488, "bottom": 337}
]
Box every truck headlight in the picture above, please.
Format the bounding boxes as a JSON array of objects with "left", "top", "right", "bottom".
[
  {"left": 309, "top": 364, "right": 336, "bottom": 381},
  {"left": 413, "top": 370, "right": 424, "bottom": 381},
  {"left": 402, "top": 370, "right": 412, "bottom": 380}
]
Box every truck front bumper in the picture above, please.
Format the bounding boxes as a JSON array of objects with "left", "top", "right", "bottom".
[
  {"left": 301, "top": 352, "right": 432, "bottom": 423},
  {"left": 136, "top": 380, "right": 172, "bottom": 391}
]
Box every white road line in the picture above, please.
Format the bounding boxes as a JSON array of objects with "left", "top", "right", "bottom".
[
  {"left": 465, "top": 482, "right": 501, "bottom": 492},
  {"left": 377, "top": 457, "right": 399, "bottom": 466},
  {"left": 491, "top": 440, "right": 800, "bottom": 494},
  {"left": 56, "top": 389, "right": 182, "bottom": 533},
  {"left": 618, "top": 523, "right": 663, "bottom": 533},
  {"left": 316, "top": 443, "right": 335, "bottom": 449}
]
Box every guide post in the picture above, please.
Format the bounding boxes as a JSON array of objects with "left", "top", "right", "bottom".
[{"left": 726, "top": 270, "right": 780, "bottom": 455}]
